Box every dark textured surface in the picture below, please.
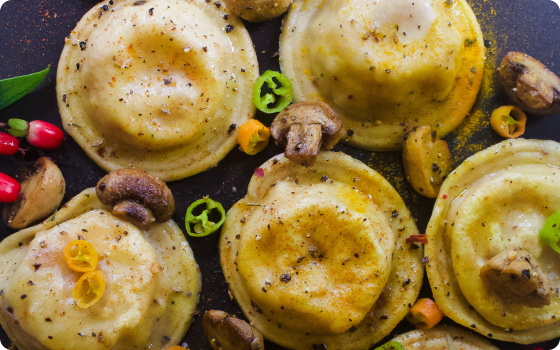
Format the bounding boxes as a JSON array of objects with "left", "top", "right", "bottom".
[{"left": 1, "top": 0, "right": 560, "bottom": 349}]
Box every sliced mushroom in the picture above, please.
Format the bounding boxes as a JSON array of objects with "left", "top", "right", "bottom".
[
  {"left": 270, "top": 101, "right": 342, "bottom": 167},
  {"left": 498, "top": 51, "right": 560, "bottom": 116},
  {"left": 224, "top": 0, "right": 292, "bottom": 22},
  {"left": 480, "top": 248, "right": 551, "bottom": 308},
  {"left": 202, "top": 310, "right": 264, "bottom": 350},
  {"left": 96, "top": 169, "right": 175, "bottom": 230},
  {"left": 3, "top": 157, "right": 66, "bottom": 229},
  {"left": 402, "top": 125, "right": 451, "bottom": 198}
]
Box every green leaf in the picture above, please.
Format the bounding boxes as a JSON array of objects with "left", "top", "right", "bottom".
[
  {"left": 0, "top": 66, "right": 50, "bottom": 110},
  {"left": 7, "top": 118, "right": 28, "bottom": 131}
]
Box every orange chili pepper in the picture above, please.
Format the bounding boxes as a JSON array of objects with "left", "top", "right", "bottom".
[
  {"left": 73, "top": 270, "right": 106, "bottom": 309},
  {"left": 490, "top": 105, "right": 527, "bottom": 139},
  {"left": 237, "top": 119, "right": 271, "bottom": 155},
  {"left": 406, "top": 298, "right": 444, "bottom": 330},
  {"left": 64, "top": 240, "right": 98, "bottom": 272}
]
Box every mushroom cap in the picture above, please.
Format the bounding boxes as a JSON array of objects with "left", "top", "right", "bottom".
[
  {"left": 202, "top": 310, "right": 264, "bottom": 350},
  {"left": 498, "top": 51, "right": 560, "bottom": 116},
  {"left": 96, "top": 169, "right": 175, "bottom": 224},
  {"left": 271, "top": 101, "right": 342, "bottom": 149},
  {"left": 480, "top": 248, "right": 551, "bottom": 308}
]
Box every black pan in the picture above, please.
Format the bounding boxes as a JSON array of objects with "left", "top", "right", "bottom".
[{"left": 1, "top": 0, "right": 560, "bottom": 349}]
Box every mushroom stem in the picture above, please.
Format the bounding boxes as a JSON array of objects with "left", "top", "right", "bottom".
[{"left": 286, "top": 123, "right": 322, "bottom": 167}]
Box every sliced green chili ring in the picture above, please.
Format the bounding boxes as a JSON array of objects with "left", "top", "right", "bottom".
[
  {"left": 252, "top": 70, "right": 293, "bottom": 113},
  {"left": 540, "top": 210, "right": 560, "bottom": 254},
  {"left": 374, "top": 341, "right": 405, "bottom": 350},
  {"left": 185, "top": 197, "right": 226, "bottom": 237}
]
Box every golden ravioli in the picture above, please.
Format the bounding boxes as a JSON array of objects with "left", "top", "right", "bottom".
[
  {"left": 391, "top": 326, "right": 499, "bottom": 350},
  {"left": 57, "top": 0, "right": 258, "bottom": 181},
  {"left": 426, "top": 139, "right": 560, "bottom": 343},
  {"left": 0, "top": 188, "right": 201, "bottom": 350},
  {"left": 279, "top": 0, "right": 485, "bottom": 151},
  {"left": 220, "top": 152, "right": 423, "bottom": 349}
]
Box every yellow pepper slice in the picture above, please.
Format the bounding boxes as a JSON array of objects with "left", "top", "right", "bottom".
[
  {"left": 237, "top": 119, "right": 271, "bottom": 155},
  {"left": 64, "top": 240, "right": 98, "bottom": 272},
  {"left": 490, "top": 105, "right": 527, "bottom": 139},
  {"left": 73, "top": 270, "right": 106, "bottom": 309}
]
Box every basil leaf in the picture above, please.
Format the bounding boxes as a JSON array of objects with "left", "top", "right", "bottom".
[{"left": 0, "top": 66, "right": 50, "bottom": 110}]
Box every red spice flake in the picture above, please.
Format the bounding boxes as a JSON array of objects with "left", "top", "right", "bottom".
[
  {"left": 442, "top": 194, "right": 448, "bottom": 199},
  {"left": 405, "top": 234, "right": 428, "bottom": 245},
  {"left": 254, "top": 168, "right": 265, "bottom": 178}
]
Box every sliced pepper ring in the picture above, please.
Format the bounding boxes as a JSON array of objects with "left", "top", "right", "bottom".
[
  {"left": 185, "top": 197, "right": 226, "bottom": 237},
  {"left": 237, "top": 119, "right": 271, "bottom": 155},
  {"left": 252, "top": 70, "right": 293, "bottom": 114},
  {"left": 64, "top": 240, "right": 98, "bottom": 272},
  {"left": 73, "top": 270, "right": 106, "bottom": 309},
  {"left": 490, "top": 105, "right": 527, "bottom": 139},
  {"left": 540, "top": 210, "right": 560, "bottom": 254}
]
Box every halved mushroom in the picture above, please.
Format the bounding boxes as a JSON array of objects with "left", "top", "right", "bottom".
[
  {"left": 402, "top": 126, "right": 451, "bottom": 198},
  {"left": 270, "top": 101, "right": 342, "bottom": 167},
  {"left": 202, "top": 310, "right": 264, "bottom": 350},
  {"left": 224, "top": 0, "right": 292, "bottom": 22},
  {"left": 498, "top": 51, "right": 560, "bottom": 116},
  {"left": 96, "top": 169, "right": 175, "bottom": 230},
  {"left": 2, "top": 157, "right": 66, "bottom": 229},
  {"left": 480, "top": 248, "right": 551, "bottom": 308}
]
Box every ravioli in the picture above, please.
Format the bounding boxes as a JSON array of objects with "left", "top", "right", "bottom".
[
  {"left": 57, "top": 0, "right": 258, "bottom": 181},
  {"left": 0, "top": 188, "right": 201, "bottom": 350},
  {"left": 426, "top": 139, "right": 560, "bottom": 343},
  {"left": 390, "top": 326, "right": 499, "bottom": 350},
  {"left": 220, "top": 152, "right": 423, "bottom": 349},
  {"left": 279, "top": 0, "right": 485, "bottom": 151}
]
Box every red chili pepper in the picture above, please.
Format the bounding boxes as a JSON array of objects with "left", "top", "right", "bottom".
[
  {"left": 2, "top": 119, "right": 63, "bottom": 151},
  {"left": 254, "top": 167, "right": 265, "bottom": 178},
  {"left": 0, "top": 172, "right": 21, "bottom": 203},
  {"left": 0, "top": 132, "right": 19, "bottom": 156},
  {"left": 405, "top": 234, "right": 428, "bottom": 245},
  {"left": 27, "top": 120, "right": 64, "bottom": 150}
]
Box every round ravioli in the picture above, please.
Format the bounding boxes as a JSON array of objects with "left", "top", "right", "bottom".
[
  {"left": 279, "top": 0, "right": 485, "bottom": 151},
  {"left": 220, "top": 152, "right": 423, "bottom": 349},
  {"left": 426, "top": 139, "right": 560, "bottom": 343},
  {"left": 390, "top": 325, "right": 499, "bottom": 350},
  {"left": 0, "top": 188, "right": 201, "bottom": 350},
  {"left": 57, "top": 0, "right": 258, "bottom": 181}
]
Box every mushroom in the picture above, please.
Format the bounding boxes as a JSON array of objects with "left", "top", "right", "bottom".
[
  {"left": 402, "top": 125, "right": 451, "bottom": 198},
  {"left": 3, "top": 157, "right": 66, "bottom": 229},
  {"left": 480, "top": 248, "right": 551, "bottom": 308},
  {"left": 224, "top": 0, "right": 292, "bottom": 23},
  {"left": 270, "top": 101, "right": 342, "bottom": 167},
  {"left": 202, "top": 310, "right": 264, "bottom": 350},
  {"left": 96, "top": 169, "right": 175, "bottom": 230},
  {"left": 498, "top": 51, "right": 560, "bottom": 116}
]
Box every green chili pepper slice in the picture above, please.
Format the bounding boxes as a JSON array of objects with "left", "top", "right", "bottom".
[
  {"left": 540, "top": 210, "right": 560, "bottom": 254},
  {"left": 185, "top": 197, "right": 226, "bottom": 237},
  {"left": 374, "top": 341, "right": 405, "bottom": 350},
  {"left": 252, "top": 70, "right": 293, "bottom": 114}
]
